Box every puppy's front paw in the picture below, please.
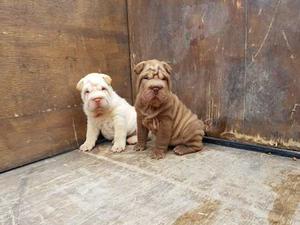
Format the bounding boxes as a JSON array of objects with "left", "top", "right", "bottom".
[
  {"left": 79, "top": 142, "right": 95, "bottom": 152},
  {"left": 111, "top": 141, "right": 126, "bottom": 153},
  {"left": 134, "top": 143, "right": 146, "bottom": 151},
  {"left": 150, "top": 148, "right": 165, "bottom": 160}
]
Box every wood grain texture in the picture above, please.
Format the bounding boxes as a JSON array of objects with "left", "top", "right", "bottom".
[
  {"left": 0, "top": 108, "right": 86, "bottom": 172},
  {"left": 128, "top": 0, "right": 300, "bottom": 151},
  {"left": 240, "top": 0, "right": 300, "bottom": 150},
  {"left": 0, "top": 0, "right": 131, "bottom": 172}
]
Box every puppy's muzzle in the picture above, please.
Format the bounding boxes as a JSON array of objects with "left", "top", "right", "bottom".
[{"left": 150, "top": 85, "right": 163, "bottom": 95}]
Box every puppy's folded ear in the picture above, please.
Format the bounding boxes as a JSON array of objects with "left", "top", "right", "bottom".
[
  {"left": 101, "top": 74, "right": 112, "bottom": 85},
  {"left": 134, "top": 61, "right": 146, "bottom": 75},
  {"left": 161, "top": 61, "right": 172, "bottom": 74},
  {"left": 76, "top": 78, "right": 84, "bottom": 91}
]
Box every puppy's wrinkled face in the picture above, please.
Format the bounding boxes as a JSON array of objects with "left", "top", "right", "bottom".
[
  {"left": 135, "top": 59, "right": 172, "bottom": 108},
  {"left": 76, "top": 73, "right": 112, "bottom": 113}
]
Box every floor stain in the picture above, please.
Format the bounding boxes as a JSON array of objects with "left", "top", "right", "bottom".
[
  {"left": 173, "top": 199, "right": 220, "bottom": 225},
  {"left": 268, "top": 173, "right": 300, "bottom": 225}
]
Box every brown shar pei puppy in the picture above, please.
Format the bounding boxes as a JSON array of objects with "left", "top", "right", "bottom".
[{"left": 134, "top": 59, "right": 205, "bottom": 159}]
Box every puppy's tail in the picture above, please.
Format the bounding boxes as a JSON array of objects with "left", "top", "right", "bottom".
[
  {"left": 203, "top": 119, "right": 212, "bottom": 133},
  {"left": 203, "top": 119, "right": 226, "bottom": 136}
]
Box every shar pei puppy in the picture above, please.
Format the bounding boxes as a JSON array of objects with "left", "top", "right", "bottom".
[
  {"left": 76, "top": 73, "right": 137, "bottom": 152},
  {"left": 134, "top": 59, "right": 206, "bottom": 159}
]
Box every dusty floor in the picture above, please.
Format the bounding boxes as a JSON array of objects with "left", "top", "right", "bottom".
[{"left": 0, "top": 143, "right": 299, "bottom": 225}]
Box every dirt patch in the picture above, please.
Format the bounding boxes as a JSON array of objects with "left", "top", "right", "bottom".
[
  {"left": 173, "top": 199, "right": 220, "bottom": 225},
  {"left": 268, "top": 173, "right": 300, "bottom": 225}
]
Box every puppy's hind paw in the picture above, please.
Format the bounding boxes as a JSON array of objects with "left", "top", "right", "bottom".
[
  {"left": 150, "top": 148, "right": 165, "bottom": 160},
  {"left": 79, "top": 142, "right": 95, "bottom": 152},
  {"left": 173, "top": 144, "right": 202, "bottom": 155},
  {"left": 127, "top": 135, "right": 137, "bottom": 145}
]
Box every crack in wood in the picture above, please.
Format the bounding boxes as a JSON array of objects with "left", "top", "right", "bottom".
[{"left": 250, "top": 0, "right": 282, "bottom": 65}]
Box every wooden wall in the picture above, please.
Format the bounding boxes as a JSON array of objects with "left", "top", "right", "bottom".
[
  {"left": 0, "top": 0, "right": 132, "bottom": 172},
  {"left": 128, "top": 0, "right": 300, "bottom": 151}
]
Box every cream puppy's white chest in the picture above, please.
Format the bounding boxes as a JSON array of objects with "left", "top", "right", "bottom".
[{"left": 93, "top": 116, "right": 114, "bottom": 140}]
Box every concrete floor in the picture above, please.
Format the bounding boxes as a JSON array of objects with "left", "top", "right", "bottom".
[{"left": 0, "top": 143, "right": 299, "bottom": 225}]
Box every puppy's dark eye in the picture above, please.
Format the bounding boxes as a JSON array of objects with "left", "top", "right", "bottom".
[
  {"left": 143, "top": 76, "right": 150, "bottom": 80},
  {"left": 85, "top": 90, "right": 90, "bottom": 94},
  {"left": 101, "top": 87, "right": 107, "bottom": 91}
]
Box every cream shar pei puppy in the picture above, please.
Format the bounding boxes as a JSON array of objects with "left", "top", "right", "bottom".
[{"left": 76, "top": 73, "right": 137, "bottom": 152}]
